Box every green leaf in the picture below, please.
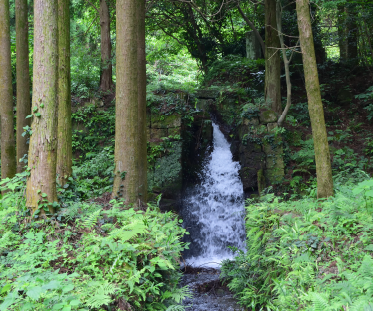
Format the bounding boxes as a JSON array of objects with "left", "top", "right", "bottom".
[
  {"left": 26, "top": 286, "right": 43, "bottom": 300},
  {"left": 364, "top": 244, "right": 373, "bottom": 251},
  {"left": 365, "top": 190, "right": 373, "bottom": 197},
  {"left": 62, "top": 284, "right": 74, "bottom": 293},
  {"left": 0, "top": 284, "right": 11, "bottom": 294},
  {"left": 52, "top": 303, "right": 65, "bottom": 310},
  {"left": 69, "top": 300, "right": 81, "bottom": 306}
]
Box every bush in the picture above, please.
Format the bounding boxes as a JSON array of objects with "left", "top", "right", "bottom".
[
  {"left": 0, "top": 176, "right": 190, "bottom": 311},
  {"left": 221, "top": 174, "right": 373, "bottom": 310}
]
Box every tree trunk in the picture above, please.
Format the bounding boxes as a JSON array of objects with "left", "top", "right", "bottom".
[
  {"left": 0, "top": 0, "right": 17, "bottom": 183},
  {"left": 99, "top": 0, "right": 113, "bottom": 91},
  {"left": 113, "top": 0, "right": 145, "bottom": 206},
  {"left": 338, "top": 5, "right": 348, "bottom": 60},
  {"left": 137, "top": 0, "right": 148, "bottom": 205},
  {"left": 26, "top": 0, "right": 58, "bottom": 215},
  {"left": 296, "top": 0, "right": 333, "bottom": 199},
  {"left": 265, "top": 0, "right": 282, "bottom": 114},
  {"left": 57, "top": 0, "right": 72, "bottom": 186},
  {"left": 346, "top": 3, "right": 358, "bottom": 64},
  {"left": 15, "top": 0, "right": 31, "bottom": 173}
]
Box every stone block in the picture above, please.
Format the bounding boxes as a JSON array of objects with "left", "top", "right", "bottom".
[
  {"left": 267, "top": 122, "right": 278, "bottom": 132},
  {"left": 150, "top": 128, "right": 168, "bottom": 140},
  {"left": 259, "top": 110, "right": 278, "bottom": 124},
  {"left": 168, "top": 127, "right": 181, "bottom": 137},
  {"left": 151, "top": 114, "right": 181, "bottom": 128},
  {"left": 243, "top": 117, "right": 260, "bottom": 126},
  {"left": 196, "top": 89, "right": 220, "bottom": 99},
  {"left": 246, "top": 31, "right": 263, "bottom": 60},
  {"left": 196, "top": 99, "right": 211, "bottom": 111}
]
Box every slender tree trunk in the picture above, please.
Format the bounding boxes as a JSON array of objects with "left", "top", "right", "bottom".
[
  {"left": 99, "top": 0, "right": 113, "bottom": 91},
  {"left": 346, "top": 3, "right": 358, "bottom": 64},
  {"left": 57, "top": 0, "right": 72, "bottom": 186},
  {"left": 26, "top": 0, "right": 58, "bottom": 215},
  {"left": 296, "top": 0, "right": 333, "bottom": 198},
  {"left": 0, "top": 0, "right": 17, "bottom": 183},
  {"left": 138, "top": 0, "right": 147, "bottom": 205},
  {"left": 276, "top": 1, "right": 295, "bottom": 126},
  {"left": 15, "top": 0, "right": 31, "bottom": 172},
  {"left": 237, "top": 4, "right": 265, "bottom": 55},
  {"left": 338, "top": 5, "right": 348, "bottom": 60},
  {"left": 265, "top": 0, "right": 281, "bottom": 114},
  {"left": 113, "top": 0, "right": 145, "bottom": 206}
]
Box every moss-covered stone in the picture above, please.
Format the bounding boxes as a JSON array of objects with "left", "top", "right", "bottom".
[
  {"left": 147, "top": 142, "right": 182, "bottom": 195},
  {"left": 196, "top": 89, "right": 220, "bottom": 99},
  {"left": 150, "top": 128, "right": 168, "bottom": 140},
  {"left": 259, "top": 110, "right": 278, "bottom": 124},
  {"left": 151, "top": 114, "right": 181, "bottom": 128},
  {"left": 243, "top": 117, "right": 260, "bottom": 126},
  {"left": 257, "top": 169, "right": 266, "bottom": 195}
]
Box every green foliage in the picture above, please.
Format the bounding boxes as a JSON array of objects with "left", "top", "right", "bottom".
[
  {"left": 72, "top": 105, "right": 115, "bottom": 160},
  {"left": 203, "top": 55, "right": 264, "bottom": 94},
  {"left": 0, "top": 179, "right": 189, "bottom": 310},
  {"left": 221, "top": 174, "right": 373, "bottom": 310}
]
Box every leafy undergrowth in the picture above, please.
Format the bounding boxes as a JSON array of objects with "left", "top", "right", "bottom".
[
  {"left": 221, "top": 172, "right": 373, "bottom": 311},
  {"left": 0, "top": 174, "right": 190, "bottom": 311}
]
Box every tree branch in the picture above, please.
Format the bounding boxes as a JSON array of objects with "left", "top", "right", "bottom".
[{"left": 237, "top": 4, "right": 265, "bottom": 55}]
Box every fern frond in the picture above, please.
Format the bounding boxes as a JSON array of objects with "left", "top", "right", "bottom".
[{"left": 82, "top": 209, "right": 101, "bottom": 229}]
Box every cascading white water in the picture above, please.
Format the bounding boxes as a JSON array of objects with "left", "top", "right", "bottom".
[{"left": 182, "top": 122, "right": 246, "bottom": 267}]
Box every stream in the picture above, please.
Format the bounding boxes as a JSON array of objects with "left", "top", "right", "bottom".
[{"left": 180, "top": 122, "right": 246, "bottom": 310}]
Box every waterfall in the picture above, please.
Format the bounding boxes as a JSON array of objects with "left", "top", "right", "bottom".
[{"left": 182, "top": 122, "right": 246, "bottom": 268}]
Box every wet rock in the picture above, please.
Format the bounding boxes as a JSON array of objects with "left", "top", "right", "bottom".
[{"left": 180, "top": 270, "right": 244, "bottom": 311}]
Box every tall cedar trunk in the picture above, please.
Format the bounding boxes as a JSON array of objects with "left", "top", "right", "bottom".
[
  {"left": 338, "top": 5, "right": 348, "bottom": 59},
  {"left": 265, "top": 0, "right": 282, "bottom": 114},
  {"left": 26, "top": 0, "right": 58, "bottom": 214},
  {"left": 137, "top": 0, "right": 147, "bottom": 205},
  {"left": 0, "top": 0, "right": 17, "bottom": 183},
  {"left": 346, "top": 3, "right": 358, "bottom": 63},
  {"left": 296, "top": 0, "right": 333, "bottom": 198},
  {"left": 99, "top": 0, "right": 113, "bottom": 91},
  {"left": 56, "top": 0, "right": 72, "bottom": 186},
  {"left": 15, "top": 0, "right": 31, "bottom": 172},
  {"left": 113, "top": 0, "right": 142, "bottom": 205}
]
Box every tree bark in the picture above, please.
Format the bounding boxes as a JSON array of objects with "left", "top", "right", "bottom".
[
  {"left": 99, "top": 0, "right": 113, "bottom": 91},
  {"left": 237, "top": 4, "right": 265, "bottom": 56},
  {"left": 276, "top": 1, "right": 294, "bottom": 126},
  {"left": 26, "top": 0, "right": 58, "bottom": 215},
  {"left": 57, "top": 0, "right": 72, "bottom": 186},
  {"left": 137, "top": 0, "right": 148, "bottom": 205},
  {"left": 15, "top": 0, "right": 31, "bottom": 173},
  {"left": 0, "top": 0, "right": 17, "bottom": 183},
  {"left": 346, "top": 2, "right": 358, "bottom": 64},
  {"left": 296, "top": 0, "right": 333, "bottom": 198},
  {"left": 113, "top": 0, "right": 146, "bottom": 206},
  {"left": 338, "top": 5, "right": 348, "bottom": 60},
  {"left": 265, "top": 0, "right": 281, "bottom": 114}
]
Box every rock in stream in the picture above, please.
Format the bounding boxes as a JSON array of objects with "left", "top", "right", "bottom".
[{"left": 180, "top": 268, "right": 244, "bottom": 311}]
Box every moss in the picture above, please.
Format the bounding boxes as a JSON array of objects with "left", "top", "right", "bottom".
[
  {"left": 151, "top": 115, "right": 181, "bottom": 128},
  {"left": 147, "top": 142, "right": 182, "bottom": 192},
  {"left": 259, "top": 110, "right": 278, "bottom": 124}
]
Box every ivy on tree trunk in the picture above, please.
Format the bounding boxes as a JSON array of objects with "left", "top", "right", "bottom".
[
  {"left": 15, "top": 0, "right": 31, "bottom": 173},
  {"left": 26, "top": 0, "right": 59, "bottom": 215}
]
